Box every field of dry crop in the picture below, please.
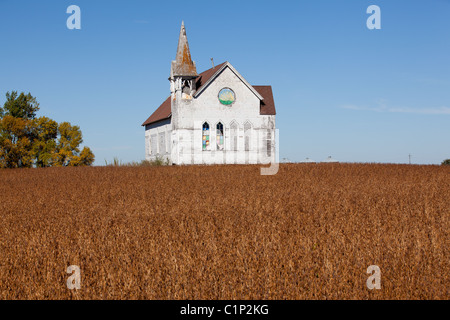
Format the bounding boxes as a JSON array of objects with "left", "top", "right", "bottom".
[{"left": 0, "top": 163, "right": 448, "bottom": 299}]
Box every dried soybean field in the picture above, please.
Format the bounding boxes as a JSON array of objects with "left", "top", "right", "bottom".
[{"left": 0, "top": 163, "right": 448, "bottom": 299}]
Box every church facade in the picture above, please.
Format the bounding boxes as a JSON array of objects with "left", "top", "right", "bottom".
[{"left": 142, "top": 22, "right": 276, "bottom": 165}]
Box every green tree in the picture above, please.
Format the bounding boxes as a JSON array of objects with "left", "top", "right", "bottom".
[
  {"left": 31, "top": 116, "right": 58, "bottom": 167},
  {"left": 0, "top": 91, "right": 95, "bottom": 168},
  {"left": 0, "top": 91, "right": 40, "bottom": 168},
  {"left": 0, "top": 91, "right": 40, "bottom": 120},
  {"left": 442, "top": 159, "right": 450, "bottom": 166}
]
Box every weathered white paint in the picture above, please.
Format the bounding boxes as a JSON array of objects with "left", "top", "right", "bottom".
[
  {"left": 145, "top": 62, "right": 275, "bottom": 165},
  {"left": 145, "top": 118, "right": 171, "bottom": 163}
]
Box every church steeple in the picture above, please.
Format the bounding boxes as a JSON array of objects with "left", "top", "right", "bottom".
[{"left": 171, "top": 21, "right": 198, "bottom": 78}]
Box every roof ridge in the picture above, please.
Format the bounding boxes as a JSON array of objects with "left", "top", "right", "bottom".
[
  {"left": 143, "top": 62, "right": 275, "bottom": 126},
  {"left": 197, "top": 61, "right": 227, "bottom": 76}
]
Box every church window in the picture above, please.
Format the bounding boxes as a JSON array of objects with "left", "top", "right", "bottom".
[
  {"left": 266, "top": 130, "right": 272, "bottom": 157},
  {"left": 159, "top": 132, "right": 166, "bottom": 154},
  {"left": 151, "top": 134, "right": 157, "bottom": 155},
  {"left": 218, "top": 88, "right": 235, "bottom": 105},
  {"left": 202, "top": 122, "right": 210, "bottom": 151},
  {"left": 230, "top": 122, "right": 238, "bottom": 151},
  {"left": 216, "top": 122, "right": 224, "bottom": 150},
  {"left": 244, "top": 122, "right": 251, "bottom": 151}
]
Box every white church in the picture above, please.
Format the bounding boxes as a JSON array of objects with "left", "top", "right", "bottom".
[{"left": 142, "top": 22, "right": 276, "bottom": 165}]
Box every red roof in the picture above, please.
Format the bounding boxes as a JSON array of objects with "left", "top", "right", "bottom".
[
  {"left": 254, "top": 86, "right": 276, "bottom": 116},
  {"left": 194, "top": 62, "right": 226, "bottom": 90},
  {"left": 141, "top": 96, "right": 171, "bottom": 126},
  {"left": 142, "top": 63, "right": 276, "bottom": 126}
]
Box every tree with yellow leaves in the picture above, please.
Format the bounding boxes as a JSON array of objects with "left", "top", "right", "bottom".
[
  {"left": 0, "top": 91, "right": 95, "bottom": 168},
  {"left": 53, "top": 122, "right": 95, "bottom": 167}
]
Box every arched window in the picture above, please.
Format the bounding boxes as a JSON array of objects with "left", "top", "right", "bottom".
[
  {"left": 216, "top": 122, "right": 224, "bottom": 150},
  {"left": 159, "top": 132, "right": 166, "bottom": 154},
  {"left": 244, "top": 122, "right": 251, "bottom": 151},
  {"left": 202, "top": 122, "right": 210, "bottom": 151},
  {"left": 151, "top": 134, "right": 157, "bottom": 155},
  {"left": 230, "top": 122, "right": 238, "bottom": 151}
]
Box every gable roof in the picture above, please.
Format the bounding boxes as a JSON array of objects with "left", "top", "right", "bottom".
[
  {"left": 194, "top": 62, "right": 263, "bottom": 101},
  {"left": 142, "top": 96, "right": 171, "bottom": 126},
  {"left": 254, "top": 86, "right": 276, "bottom": 116},
  {"left": 195, "top": 62, "right": 226, "bottom": 90},
  {"left": 142, "top": 62, "right": 275, "bottom": 126}
]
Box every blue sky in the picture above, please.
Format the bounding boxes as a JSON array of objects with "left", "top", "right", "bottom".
[{"left": 0, "top": 0, "right": 449, "bottom": 164}]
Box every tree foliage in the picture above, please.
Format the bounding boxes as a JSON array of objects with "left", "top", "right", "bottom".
[
  {"left": 0, "top": 91, "right": 95, "bottom": 168},
  {"left": 442, "top": 159, "right": 450, "bottom": 166},
  {"left": 0, "top": 115, "right": 34, "bottom": 168},
  {"left": 0, "top": 91, "right": 40, "bottom": 120},
  {"left": 53, "top": 122, "right": 94, "bottom": 167}
]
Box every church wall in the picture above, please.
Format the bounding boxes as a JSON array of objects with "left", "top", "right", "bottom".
[
  {"left": 171, "top": 66, "right": 275, "bottom": 165},
  {"left": 144, "top": 118, "right": 171, "bottom": 162},
  {"left": 144, "top": 23, "right": 277, "bottom": 166},
  {"left": 173, "top": 125, "right": 274, "bottom": 165},
  {"left": 177, "top": 67, "right": 262, "bottom": 128}
]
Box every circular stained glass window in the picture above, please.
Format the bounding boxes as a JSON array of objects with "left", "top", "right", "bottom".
[{"left": 218, "top": 88, "right": 235, "bottom": 105}]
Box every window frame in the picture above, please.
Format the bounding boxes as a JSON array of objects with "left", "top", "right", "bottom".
[
  {"left": 230, "top": 121, "right": 238, "bottom": 151},
  {"left": 216, "top": 122, "right": 224, "bottom": 151},
  {"left": 266, "top": 129, "right": 272, "bottom": 157},
  {"left": 159, "top": 131, "right": 166, "bottom": 154},
  {"left": 244, "top": 121, "right": 252, "bottom": 152},
  {"left": 150, "top": 133, "right": 158, "bottom": 155},
  {"left": 202, "top": 122, "right": 210, "bottom": 151}
]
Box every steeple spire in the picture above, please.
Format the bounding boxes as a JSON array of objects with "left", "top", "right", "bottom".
[{"left": 171, "top": 21, "right": 197, "bottom": 78}]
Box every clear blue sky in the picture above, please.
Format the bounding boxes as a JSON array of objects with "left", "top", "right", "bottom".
[{"left": 1, "top": 0, "right": 449, "bottom": 164}]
